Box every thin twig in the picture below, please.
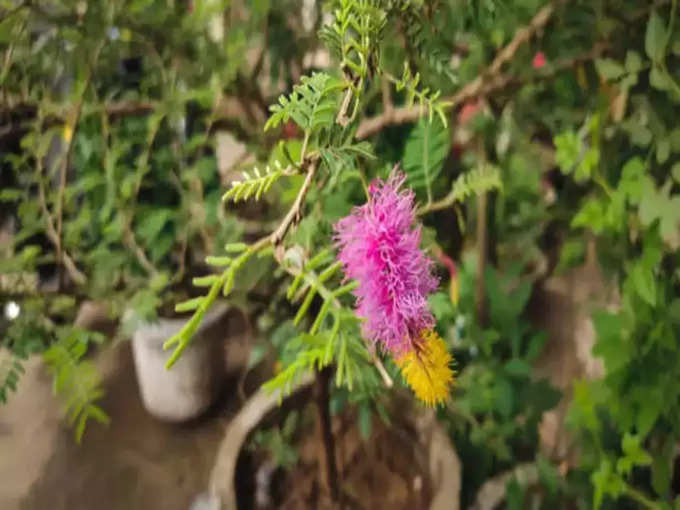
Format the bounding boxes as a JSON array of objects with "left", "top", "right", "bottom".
[
  {"left": 475, "top": 142, "right": 488, "bottom": 327},
  {"left": 55, "top": 40, "right": 105, "bottom": 288},
  {"left": 380, "top": 75, "right": 393, "bottom": 116},
  {"left": 415, "top": 44, "right": 608, "bottom": 218},
  {"left": 356, "top": 0, "right": 563, "bottom": 139},
  {"left": 271, "top": 158, "right": 319, "bottom": 248},
  {"left": 475, "top": 191, "right": 488, "bottom": 327},
  {"left": 372, "top": 355, "right": 393, "bottom": 388},
  {"left": 36, "top": 156, "right": 87, "bottom": 286}
]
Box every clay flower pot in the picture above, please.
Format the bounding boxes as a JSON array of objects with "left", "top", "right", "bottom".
[{"left": 131, "top": 303, "right": 228, "bottom": 422}]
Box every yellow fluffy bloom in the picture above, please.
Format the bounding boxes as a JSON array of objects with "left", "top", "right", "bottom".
[{"left": 396, "top": 330, "right": 454, "bottom": 407}]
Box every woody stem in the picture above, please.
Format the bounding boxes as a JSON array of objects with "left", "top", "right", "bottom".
[{"left": 315, "top": 366, "right": 340, "bottom": 503}]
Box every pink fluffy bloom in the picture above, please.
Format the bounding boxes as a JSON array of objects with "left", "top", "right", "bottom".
[{"left": 333, "top": 171, "right": 438, "bottom": 355}]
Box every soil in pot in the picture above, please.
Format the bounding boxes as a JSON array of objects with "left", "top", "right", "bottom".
[{"left": 238, "top": 401, "right": 434, "bottom": 510}]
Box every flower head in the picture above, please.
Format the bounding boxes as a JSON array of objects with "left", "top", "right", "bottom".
[
  {"left": 396, "top": 329, "right": 454, "bottom": 407},
  {"left": 333, "top": 171, "right": 438, "bottom": 355}
]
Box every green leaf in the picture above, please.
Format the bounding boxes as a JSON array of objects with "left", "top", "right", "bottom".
[
  {"left": 619, "top": 157, "right": 647, "bottom": 203},
  {"left": 0, "top": 188, "right": 22, "bottom": 202},
  {"left": 265, "top": 73, "right": 341, "bottom": 132},
  {"left": 592, "top": 459, "right": 625, "bottom": 509},
  {"left": 651, "top": 436, "right": 674, "bottom": 497},
  {"left": 592, "top": 310, "right": 630, "bottom": 373},
  {"left": 504, "top": 358, "right": 531, "bottom": 377},
  {"left": 135, "top": 208, "right": 173, "bottom": 243},
  {"left": 42, "top": 329, "right": 108, "bottom": 442},
  {"left": 575, "top": 147, "right": 599, "bottom": 182},
  {"left": 617, "top": 433, "right": 652, "bottom": 476},
  {"left": 402, "top": 116, "right": 450, "bottom": 201},
  {"left": 505, "top": 478, "right": 525, "bottom": 510},
  {"left": 669, "top": 129, "right": 680, "bottom": 153},
  {"left": 625, "top": 50, "right": 643, "bottom": 73},
  {"left": 224, "top": 242, "right": 248, "bottom": 253},
  {"left": 636, "top": 390, "right": 662, "bottom": 436},
  {"left": 595, "top": 58, "right": 625, "bottom": 81},
  {"left": 175, "top": 297, "right": 204, "bottom": 312},
  {"left": 657, "top": 138, "right": 671, "bottom": 164},
  {"left": 645, "top": 11, "right": 667, "bottom": 62},
  {"left": 650, "top": 66, "right": 671, "bottom": 91},
  {"left": 638, "top": 181, "right": 680, "bottom": 248},
  {"left": 631, "top": 263, "right": 656, "bottom": 306},
  {"left": 671, "top": 162, "right": 680, "bottom": 183},
  {"left": 572, "top": 198, "right": 606, "bottom": 233},
  {"left": 537, "top": 455, "right": 559, "bottom": 496},
  {"left": 554, "top": 131, "right": 582, "bottom": 175}
]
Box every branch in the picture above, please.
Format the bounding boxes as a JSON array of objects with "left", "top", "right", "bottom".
[
  {"left": 271, "top": 158, "right": 319, "bottom": 249},
  {"left": 470, "top": 463, "right": 539, "bottom": 510},
  {"left": 315, "top": 366, "right": 340, "bottom": 502},
  {"left": 36, "top": 162, "right": 87, "bottom": 287},
  {"left": 55, "top": 40, "right": 105, "bottom": 288},
  {"left": 356, "top": 0, "right": 562, "bottom": 139},
  {"left": 123, "top": 226, "right": 159, "bottom": 276},
  {"left": 104, "top": 101, "right": 155, "bottom": 117}
]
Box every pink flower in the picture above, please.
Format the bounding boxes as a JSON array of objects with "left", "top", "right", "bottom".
[
  {"left": 532, "top": 52, "right": 546, "bottom": 69},
  {"left": 333, "top": 171, "right": 438, "bottom": 355}
]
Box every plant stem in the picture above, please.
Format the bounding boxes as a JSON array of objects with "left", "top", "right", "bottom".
[
  {"left": 356, "top": 0, "right": 560, "bottom": 139},
  {"left": 272, "top": 158, "right": 319, "bottom": 247},
  {"left": 476, "top": 190, "right": 488, "bottom": 327},
  {"left": 624, "top": 485, "right": 661, "bottom": 510},
  {"left": 315, "top": 366, "right": 340, "bottom": 503}
]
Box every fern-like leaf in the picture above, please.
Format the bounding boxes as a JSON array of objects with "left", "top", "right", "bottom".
[
  {"left": 262, "top": 311, "right": 370, "bottom": 398},
  {"left": 319, "top": 141, "right": 375, "bottom": 185},
  {"left": 223, "top": 161, "right": 288, "bottom": 203},
  {"left": 449, "top": 163, "right": 503, "bottom": 203},
  {"left": 320, "top": 0, "right": 387, "bottom": 77},
  {"left": 285, "top": 248, "right": 358, "bottom": 335},
  {"left": 394, "top": 62, "right": 451, "bottom": 126},
  {"left": 265, "top": 73, "right": 342, "bottom": 133},
  {"left": 0, "top": 351, "right": 24, "bottom": 404},
  {"left": 42, "top": 329, "right": 109, "bottom": 442},
  {"left": 402, "top": 116, "right": 450, "bottom": 201},
  {"left": 164, "top": 242, "right": 268, "bottom": 368}
]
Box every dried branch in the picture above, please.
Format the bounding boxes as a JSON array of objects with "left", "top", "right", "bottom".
[{"left": 356, "top": 1, "right": 562, "bottom": 139}]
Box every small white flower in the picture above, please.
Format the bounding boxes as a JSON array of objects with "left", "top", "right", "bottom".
[{"left": 4, "top": 301, "right": 20, "bottom": 320}]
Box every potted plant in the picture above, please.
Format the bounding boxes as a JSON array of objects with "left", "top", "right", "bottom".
[{"left": 0, "top": 0, "right": 285, "bottom": 433}]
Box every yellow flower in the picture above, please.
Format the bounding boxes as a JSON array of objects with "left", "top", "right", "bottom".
[
  {"left": 62, "top": 124, "right": 73, "bottom": 143},
  {"left": 396, "top": 330, "right": 454, "bottom": 407}
]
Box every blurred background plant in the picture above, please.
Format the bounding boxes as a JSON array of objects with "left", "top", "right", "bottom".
[{"left": 2, "top": 0, "right": 680, "bottom": 508}]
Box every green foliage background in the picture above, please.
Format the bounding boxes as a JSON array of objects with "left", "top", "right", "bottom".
[{"left": 1, "top": 0, "right": 680, "bottom": 507}]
